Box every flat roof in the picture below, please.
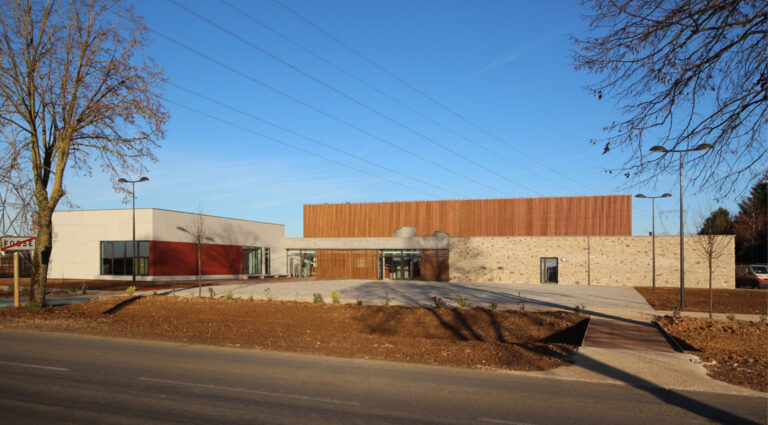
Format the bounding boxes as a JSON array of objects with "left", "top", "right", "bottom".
[{"left": 54, "top": 208, "right": 284, "bottom": 227}]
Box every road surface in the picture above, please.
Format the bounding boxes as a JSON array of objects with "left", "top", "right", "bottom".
[{"left": 0, "top": 330, "right": 764, "bottom": 424}]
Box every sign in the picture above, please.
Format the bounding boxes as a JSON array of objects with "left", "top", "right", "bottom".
[{"left": 1, "top": 236, "right": 36, "bottom": 251}]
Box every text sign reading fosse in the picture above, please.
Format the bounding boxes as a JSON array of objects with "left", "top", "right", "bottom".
[{"left": 1, "top": 236, "right": 36, "bottom": 251}]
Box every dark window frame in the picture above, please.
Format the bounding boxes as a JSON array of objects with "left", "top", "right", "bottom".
[
  {"left": 100, "top": 241, "right": 150, "bottom": 276},
  {"left": 540, "top": 257, "right": 558, "bottom": 284}
]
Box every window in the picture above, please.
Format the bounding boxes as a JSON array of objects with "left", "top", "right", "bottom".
[
  {"left": 264, "top": 248, "right": 270, "bottom": 275},
  {"left": 242, "top": 247, "right": 262, "bottom": 275},
  {"left": 540, "top": 257, "right": 558, "bottom": 284},
  {"left": 287, "top": 249, "right": 315, "bottom": 277},
  {"left": 101, "top": 241, "right": 149, "bottom": 276}
]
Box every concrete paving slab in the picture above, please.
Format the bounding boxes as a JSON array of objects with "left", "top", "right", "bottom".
[
  {"left": 171, "top": 279, "right": 655, "bottom": 314},
  {"left": 0, "top": 295, "right": 97, "bottom": 307},
  {"left": 510, "top": 347, "right": 765, "bottom": 397}
]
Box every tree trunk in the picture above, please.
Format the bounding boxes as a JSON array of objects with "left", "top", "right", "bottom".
[
  {"left": 197, "top": 245, "right": 202, "bottom": 297},
  {"left": 29, "top": 208, "right": 53, "bottom": 307},
  {"left": 708, "top": 258, "right": 713, "bottom": 320}
]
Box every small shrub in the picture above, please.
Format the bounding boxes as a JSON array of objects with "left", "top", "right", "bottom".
[
  {"left": 760, "top": 308, "right": 767, "bottom": 324},
  {"left": 455, "top": 296, "right": 468, "bottom": 308},
  {"left": 152, "top": 290, "right": 157, "bottom": 296},
  {"left": 225, "top": 290, "right": 234, "bottom": 300},
  {"left": 331, "top": 290, "right": 341, "bottom": 304},
  {"left": 248, "top": 295, "right": 254, "bottom": 301},
  {"left": 356, "top": 299, "right": 363, "bottom": 306},
  {"left": 264, "top": 287, "right": 273, "bottom": 301},
  {"left": 432, "top": 296, "right": 446, "bottom": 309},
  {"left": 381, "top": 289, "right": 391, "bottom": 306},
  {"left": 672, "top": 305, "right": 681, "bottom": 317},
  {"left": 6, "top": 284, "right": 12, "bottom": 293},
  {"left": 208, "top": 287, "right": 216, "bottom": 299},
  {"left": 726, "top": 314, "right": 736, "bottom": 322},
  {"left": 488, "top": 303, "right": 498, "bottom": 311},
  {"left": 573, "top": 303, "right": 586, "bottom": 314},
  {"left": 313, "top": 293, "right": 324, "bottom": 304},
  {"left": 125, "top": 285, "right": 136, "bottom": 296},
  {"left": 68, "top": 284, "right": 78, "bottom": 294}
]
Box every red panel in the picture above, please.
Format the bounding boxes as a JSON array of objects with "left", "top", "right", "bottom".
[{"left": 150, "top": 241, "right": 242, "bottom": 276}]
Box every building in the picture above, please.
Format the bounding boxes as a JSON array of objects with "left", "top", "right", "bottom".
[
  {"left": 48, "top": 195, "right": 735, "bottom": 288},
  {"left": 49, "top": 209, "right": 284, "bottom": 281}
]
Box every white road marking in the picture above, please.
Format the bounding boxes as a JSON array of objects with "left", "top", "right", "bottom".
[
  {"left": 479, "top": 418, "right": 536, "bottom": 425},
  {"left": 0, "top": 360, "right": 69, "bottom": 371},
  {"left": 138, "top": 377, "right": 361, "bottom": 406}
]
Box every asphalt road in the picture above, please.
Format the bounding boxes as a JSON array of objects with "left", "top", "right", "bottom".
[{"left": 0, "top": 330, "right": 764, "bottom": 425}]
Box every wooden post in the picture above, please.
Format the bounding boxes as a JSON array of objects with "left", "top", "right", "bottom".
[{"left": 13, "top": 251, "right": 19, "bottom": 307}]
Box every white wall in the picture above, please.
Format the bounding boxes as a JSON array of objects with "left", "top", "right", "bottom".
[{"left": 49, "top": 209, "right": 286, "bottom": 280}]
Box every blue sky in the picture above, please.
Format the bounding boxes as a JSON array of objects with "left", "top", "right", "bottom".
[{"left": 62, "top": 0, "right": 746, "bottom": 237}]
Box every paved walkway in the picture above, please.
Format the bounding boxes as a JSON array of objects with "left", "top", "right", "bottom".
[
  {"left": 170, "top": 279, "right": 655, "bottom": 313},
  {"left": 585, "top": 317, "right": 675, "bottom": 352}
]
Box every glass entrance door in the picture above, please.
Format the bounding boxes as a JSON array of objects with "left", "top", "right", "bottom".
[
  {"left": 381, "top": 250, "right": 420, "bottom": 280},
  {"left": 243, "top": 247, "right": 262, "bottom": 275}
]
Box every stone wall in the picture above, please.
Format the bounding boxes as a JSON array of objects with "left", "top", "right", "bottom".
[{"left": 449, "top": 236, "right": 735, "bottom": 288}]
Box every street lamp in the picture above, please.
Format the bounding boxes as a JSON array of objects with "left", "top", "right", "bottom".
[
  {"left": 636, "top": 193, "right": 672, "bottom": 292},
  {"left": 649, "top": 143, "right": 713, "bottom": 310},
  {"left": 118, "top": 176, "right": 149, "bottom": 290}
]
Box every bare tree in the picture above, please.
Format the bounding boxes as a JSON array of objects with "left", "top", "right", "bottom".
[
  {"left": 179, "top": 208, "right": 214, "bottom": 297},
  {"left": 733, "top": 181, "right": 767, "bottom": 263},
  {"left": 0, "top": 0, "right": 168, "bottom": 306},
  {"left": 573, "top": 1, "right": 767, "bottom": 194},
  {"left": 692, "top": 209, "right": 732, "bottom": 319}
]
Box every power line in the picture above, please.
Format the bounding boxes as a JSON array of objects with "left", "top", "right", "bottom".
[
  {"left": 150, "top": 29, "right": 512, "bottom": 197},
  {"left": 168, "top": 81, "right": 465, "bottom": 198},
  {"left": 270, "top": 0, "right": 597, "bottom": 194},
  {"left": 165, "top": 0, "right": 538, "bottom": 196},
  {"left": 164, "top": 98, "right": 445, "bottom": 199},
  {"left": 218, "top": 0, "right": 575, "bottom": 195}
]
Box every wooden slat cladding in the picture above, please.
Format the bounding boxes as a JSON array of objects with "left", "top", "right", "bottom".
[
  {"left": 315, "top": 249, "right": 378, "bottom": 279},
  {"left": 421, "top": 249, "right": 449, "bottom": 282},
  {"left": 304, "top": 195, "right": 631, "bottom": 237}
]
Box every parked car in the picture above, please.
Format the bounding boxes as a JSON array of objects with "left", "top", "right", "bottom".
[{"left": 735, "top": 264, "right": 768, "bottom": 289}]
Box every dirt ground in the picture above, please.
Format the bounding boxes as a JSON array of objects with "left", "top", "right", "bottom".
[
  {"left": 0, "top": 296, "right": 586, "bottom": 371},
  {"left": 635, "top": 287, "right": 768, "bottom": 315},
  {"left": 657, "top": 316, "right": 767, "bottom": 392}
]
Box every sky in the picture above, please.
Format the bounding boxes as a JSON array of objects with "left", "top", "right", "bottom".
[{"left": 61, "top": 0, "right": 748, "bottom": 238}]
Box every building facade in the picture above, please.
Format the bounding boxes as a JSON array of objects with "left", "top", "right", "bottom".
[
  {"left": 47, "top": 195, "right": 736, "bottom": 288},
  {"left": 49, "top": 209, "right": 284, "bottom": 281}
]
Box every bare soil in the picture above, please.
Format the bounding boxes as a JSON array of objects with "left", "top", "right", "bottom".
[
  {"left": 657, "top": 316, "right": 767, "bottom": 392},
  {"left": 635, "top": 287, "right": 768, "bottom": 315},
  {"left": 0, "top": 296, "right": 587, "bottom": 371}
]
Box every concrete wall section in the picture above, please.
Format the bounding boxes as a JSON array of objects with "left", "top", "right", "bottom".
[
  {"left": 450, "top": 236, "right": 735, "bottom": 288},
  {"left": 152, "top": 209, "right": 286, "bottom": 276},
  {"left": 49, "top": 209, "right": 154, "bottom": 281}
]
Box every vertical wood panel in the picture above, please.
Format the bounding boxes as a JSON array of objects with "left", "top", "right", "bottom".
[
  {"left": 421, "top": 249, "right": 449, "bottom": 281},
  {"left": 304, "top": 195, "right": 632, "bottom": 237},
  {"left": 315, "top": 249, "right": 378, "bottom": 279}
]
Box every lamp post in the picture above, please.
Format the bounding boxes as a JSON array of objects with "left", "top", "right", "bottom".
[
  {"left": 118, "top": 177, "right": 149, "bottom": 289},
  {"left": 636, "top": 193, "right": 672, "bottom": 292},
  {"left": 649, "top": 144, "right": 713, "bottom": 310}
]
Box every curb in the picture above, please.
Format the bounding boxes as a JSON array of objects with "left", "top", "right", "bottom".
[
  {"left": 102, "top": 295, "right": 144, "bottom": 314},
  {"left": 652, "top": 320, "right": 685, "bottom": 353}
]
